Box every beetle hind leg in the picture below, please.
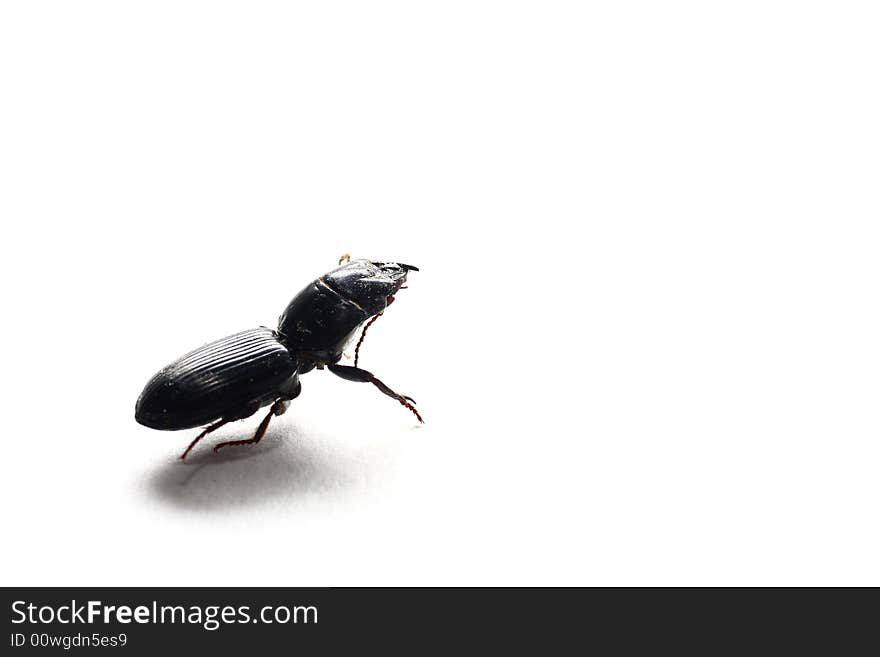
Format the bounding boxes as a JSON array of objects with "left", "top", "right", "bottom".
[
  {"left": 180, "top": 419, "right": 230, "bottom": 461},
  {"left": 213, "top": 399, "right": 291, "bottom": 454}
]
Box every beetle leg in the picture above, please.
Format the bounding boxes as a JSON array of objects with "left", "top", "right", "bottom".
[
  {"left": 212, "top": 399, "right": 290, "bottom": 454},
  {"left": 354, "top": 312, "right": 382, "bottom": 367},
  {"left": 353, "top": 297, "right": 394, "bottom": 367},
  {"left": 327, "top": 364, "right": 423, "bottom": 423},
  {"left": 180, "top": 419, "right": 230, "bottom": 461}
]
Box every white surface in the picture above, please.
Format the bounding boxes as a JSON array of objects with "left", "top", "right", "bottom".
[{"left": 2, "top": 2, "right": 879, "bottom": 586}]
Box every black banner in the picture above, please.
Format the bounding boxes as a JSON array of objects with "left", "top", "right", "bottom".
[{"left": 2, "top": 588, "right": 875, "bottom": 653}]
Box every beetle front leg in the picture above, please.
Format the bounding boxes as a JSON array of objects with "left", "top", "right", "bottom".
[
  {"left": 353, "top": 297, "right": 394, "bottom": 367},
  {"left": 327, "top": 364, "right": 423, "bottom": 423}
]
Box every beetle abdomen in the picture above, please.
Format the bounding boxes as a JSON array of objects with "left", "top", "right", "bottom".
[{"left": 135, "top": 327, "right": 298, "bottom": 431}]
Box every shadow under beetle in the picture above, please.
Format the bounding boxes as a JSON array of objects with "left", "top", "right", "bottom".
[{"left": 135, "top": 259, "right": 422, "bottom": 460}]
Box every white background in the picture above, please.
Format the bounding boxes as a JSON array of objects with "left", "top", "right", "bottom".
[{"left": 1, "top": 2, "right": 878, "bottom": 586}]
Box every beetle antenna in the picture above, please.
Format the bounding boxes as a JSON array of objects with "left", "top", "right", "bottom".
[{"left": 354, "top": 312, "right": 383, "bottom": 367}]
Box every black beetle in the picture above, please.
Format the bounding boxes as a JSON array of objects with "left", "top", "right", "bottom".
[{"left": 135, "top": 259, "right": 422, "bottom": 460}]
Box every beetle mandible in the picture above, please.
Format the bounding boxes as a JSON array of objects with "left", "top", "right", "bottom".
[{"left": 135, "top": 259, "right": 422, "bottom": 460}]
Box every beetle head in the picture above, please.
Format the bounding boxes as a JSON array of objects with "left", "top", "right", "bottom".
[{"left": 324, "top": 259, "right": 418, "bottom": 315}]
